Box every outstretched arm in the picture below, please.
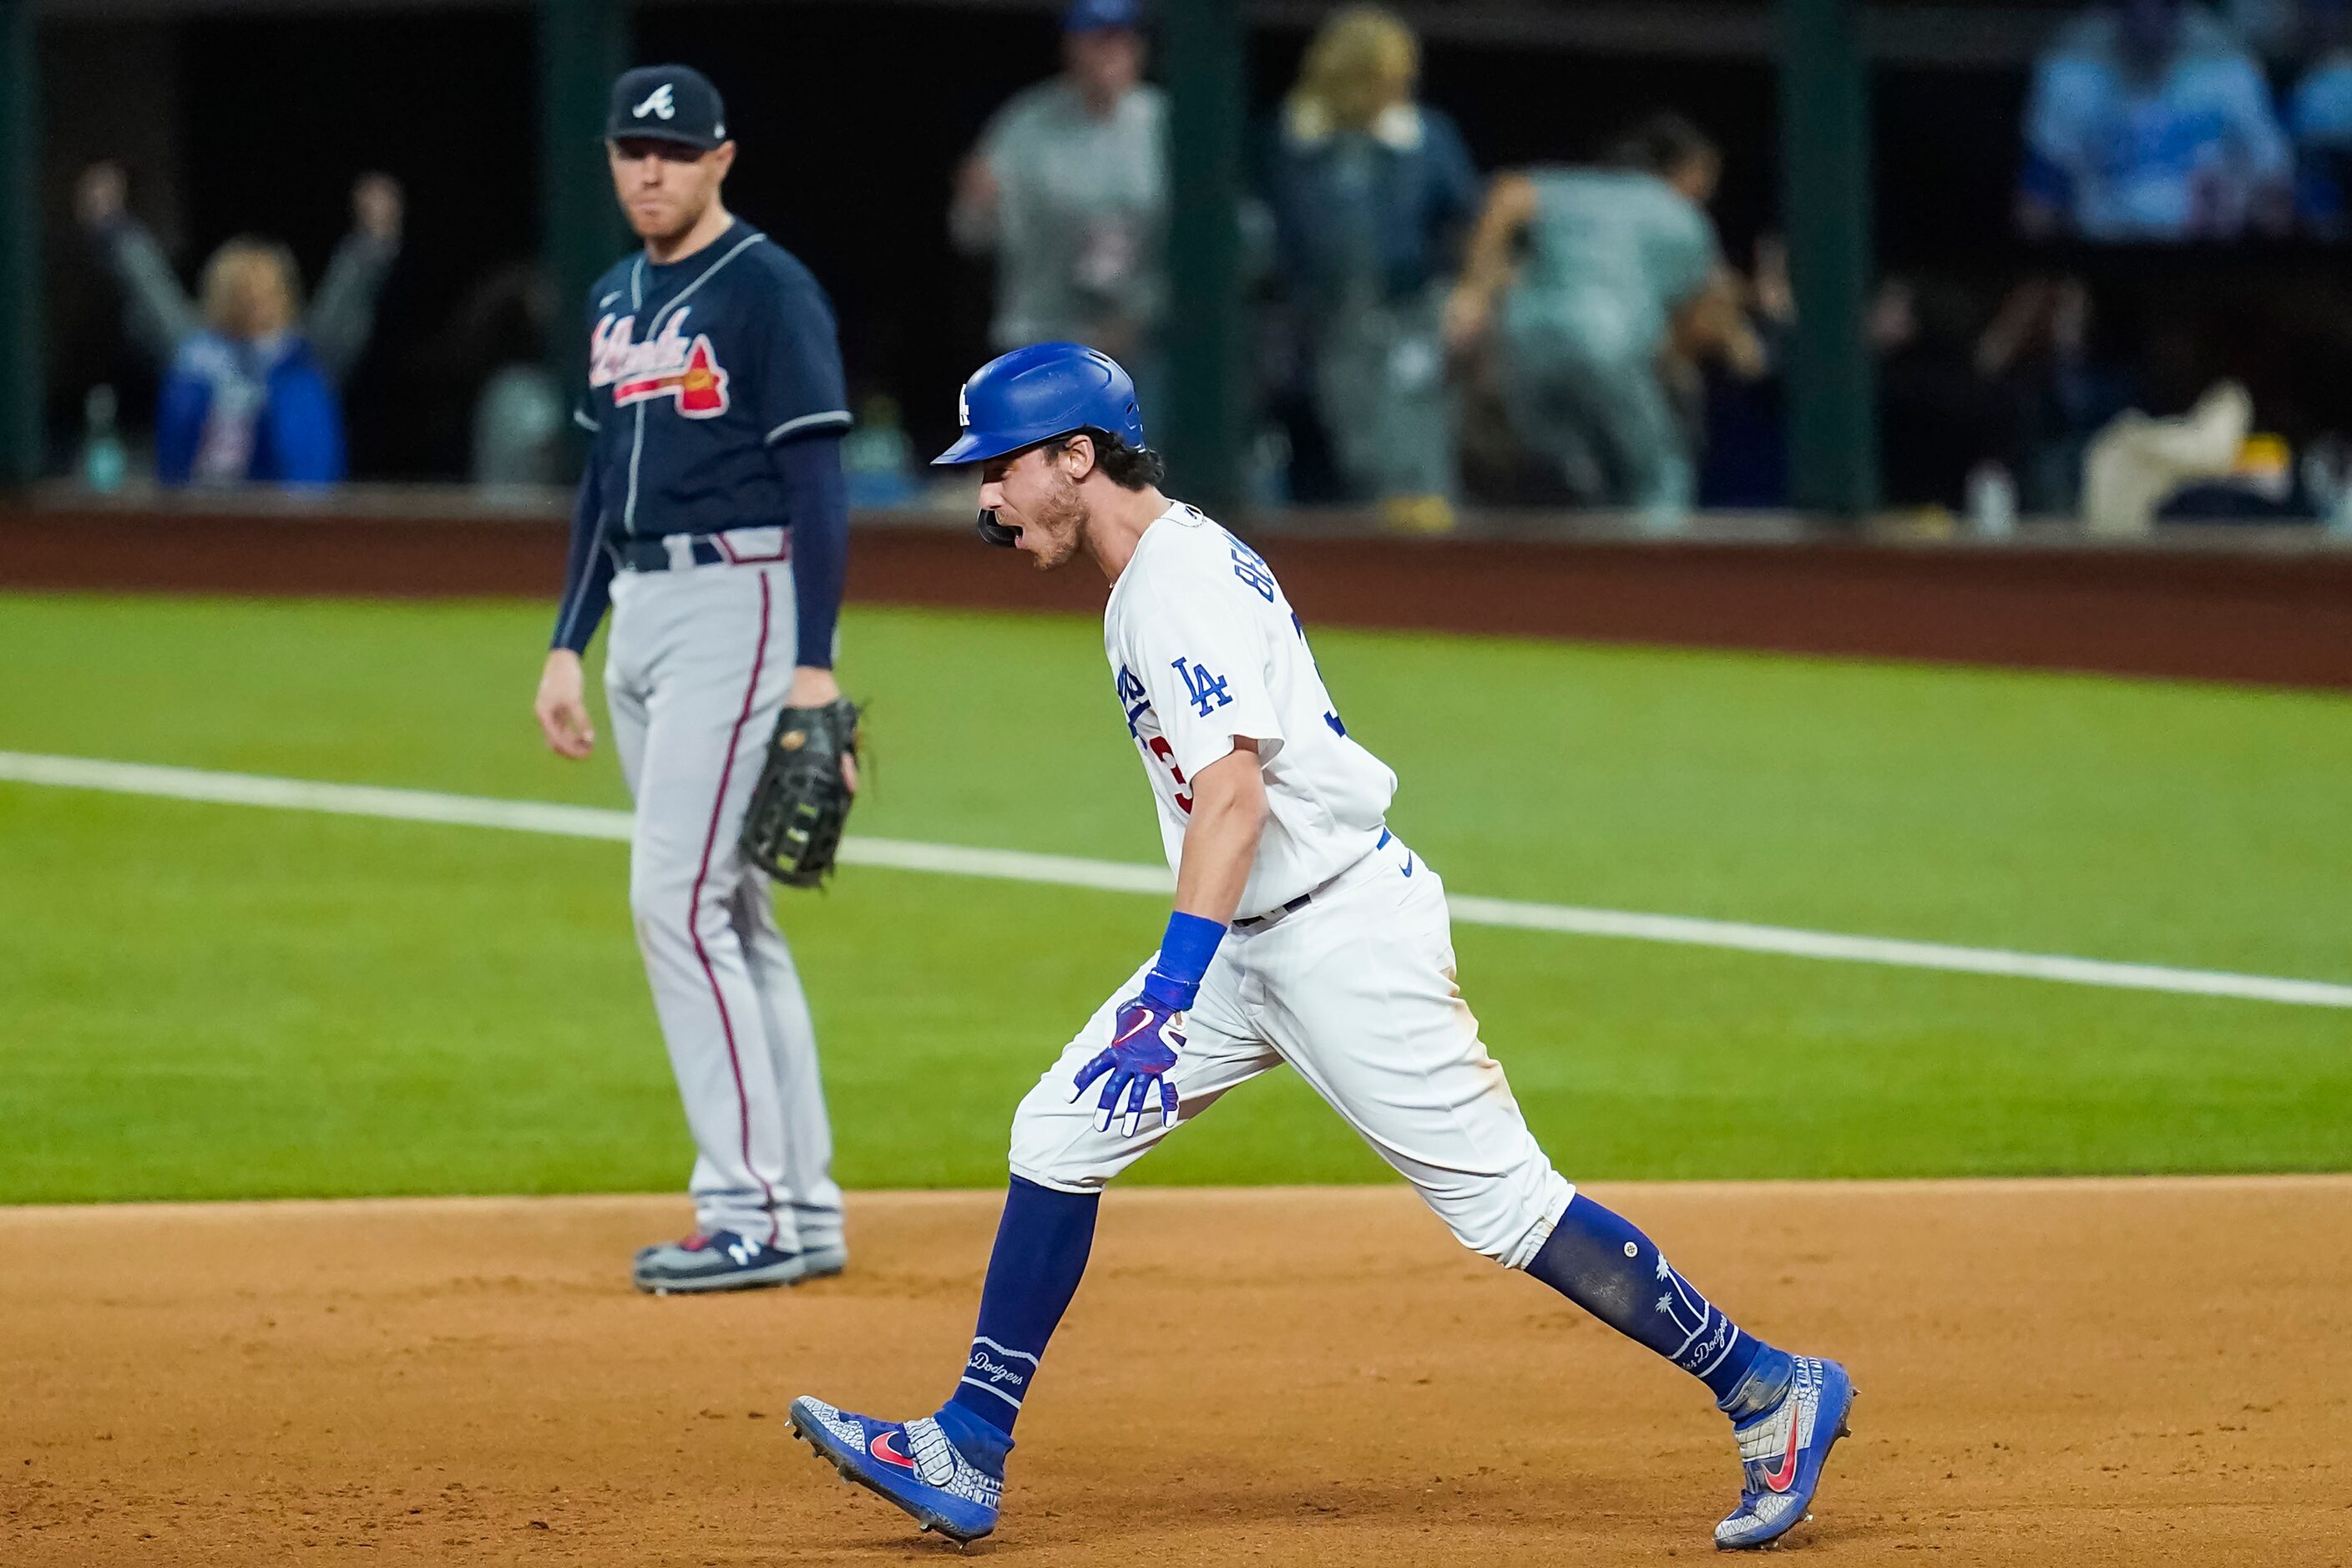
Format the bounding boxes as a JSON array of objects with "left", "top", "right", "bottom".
[
  {"left": 1443, "top": 172, "right": 1539, "bottom": 351},
  {"left": 78, "top": 163, "right": 200, "bottom": 366},
  {"left": 1671, "top": 266, "right": 1768, "bottom": 381},
  {"left": 307, "top": 175, "right": 403, "bottom": 384}
]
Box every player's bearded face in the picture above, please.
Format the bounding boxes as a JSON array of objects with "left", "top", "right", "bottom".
[
  {"left": 608, "top": 139, "right": 726, "bottom": 244},
  {"left": 984, "top": 447, "right": 1091, "bottom": 571},
  {"left": 1018, "top": 465, "right": 1090, "bottom": 571}
]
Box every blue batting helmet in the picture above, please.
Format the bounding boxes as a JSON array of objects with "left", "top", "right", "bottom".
[{"left": 932, "top": 341, "right": 1148, "bottom": 468}]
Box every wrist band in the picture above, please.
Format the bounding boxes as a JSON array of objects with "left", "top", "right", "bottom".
[{"left": 1141, "top": 910, "right": 1226, "bottom": 1011}]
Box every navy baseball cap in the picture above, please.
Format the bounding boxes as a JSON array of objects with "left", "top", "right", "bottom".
[
  {"left": 1065, "top": 0, "right": 1144, "bottom": 33},
  {"left": 606, "top": 65, "right": 728, "bottom": 149}
]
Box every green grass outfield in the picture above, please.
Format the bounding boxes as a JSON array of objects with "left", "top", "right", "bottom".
[{"left": 3, "top": 590, "right": 2348, "bottom": 1204}]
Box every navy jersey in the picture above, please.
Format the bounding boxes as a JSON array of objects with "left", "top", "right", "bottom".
[{"left": 551, "top": 219, "right": 852, "bottom": 665}]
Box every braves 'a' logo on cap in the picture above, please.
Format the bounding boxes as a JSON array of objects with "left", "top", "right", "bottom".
[
  {"left": 590, "top": 311, "right": 732, "bottom": 418},
  {"left": 633, "top": 83, "right": 675, "bottom": 120}
]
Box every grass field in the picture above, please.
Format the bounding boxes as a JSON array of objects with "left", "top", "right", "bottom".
[{"left": 3, "top": 590, "right": 2348, "bottom": 1204}]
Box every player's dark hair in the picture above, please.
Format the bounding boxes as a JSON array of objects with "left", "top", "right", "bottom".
[
  {"left": 1604, "top": 112, "right": 1717, "bottom": 180},
  {"left": 1050, "top": 428, "right": 1166, "bottom": 491}
]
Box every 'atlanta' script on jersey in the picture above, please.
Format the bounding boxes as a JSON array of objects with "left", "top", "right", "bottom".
[{"left": 589, "top": 309, "right": 732, "bottom": 417}]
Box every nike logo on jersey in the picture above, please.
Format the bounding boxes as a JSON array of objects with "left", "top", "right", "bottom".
[
  {"left": 633, "top": 83, "right": 675, "bottom": 119},
  {"left": 589, "top": 311, "right": 732, "bottom": 418}
]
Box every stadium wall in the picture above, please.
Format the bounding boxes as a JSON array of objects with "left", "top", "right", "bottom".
[{"left": 3, "top": 499, "right": 2347, "bottom": 690}]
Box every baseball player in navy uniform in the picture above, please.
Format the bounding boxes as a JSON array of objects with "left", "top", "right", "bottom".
[
  {"left": 787, "top": 344, "right": 1853, "bottom": 1548},
  {"left": 534, "top": 65, "right": 852, "bottom": 1294}
]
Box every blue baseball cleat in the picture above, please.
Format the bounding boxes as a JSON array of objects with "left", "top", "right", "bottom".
[
  {"left": 630, "top": 1231, "right": 846, "bottom": 1294},
  {"left": 1714, "top": 1355, "right": 1856, "bottom": 1550},
  {"left": 787, "top": 1395, "right": 1009, "bottom": 1545}
]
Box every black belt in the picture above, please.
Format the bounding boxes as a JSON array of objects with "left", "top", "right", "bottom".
[
  {"left": 607, "top": 531, "right": 791, "bottom": 573},
  {"left": 1232, "top": 893, "right": 1312, "bottom": 933},
  {"left": 1232, "top": 828, "right": 1397, "bottom": 931}
]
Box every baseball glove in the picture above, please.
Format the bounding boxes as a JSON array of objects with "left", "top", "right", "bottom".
[{"left": 739, "top": 697, "right": 861, "bottom": 888}]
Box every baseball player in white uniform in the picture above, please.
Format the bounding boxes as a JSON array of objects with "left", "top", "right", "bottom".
[{"left": 787, "top": 343, "right": 1853, "bottom": 1550}]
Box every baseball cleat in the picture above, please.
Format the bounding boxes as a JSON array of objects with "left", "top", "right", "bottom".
[
  {"left": 1714, "top": 1355, "right": 1855, "bottom": 1550},
  {"left": 630, "top": 1232, "right": 848, "bottom": 1294},
  {"left": 787, "top": 1395, "right": 1007, "bottom": 1545}
]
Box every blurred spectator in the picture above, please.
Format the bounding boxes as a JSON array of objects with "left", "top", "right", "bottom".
[
  {"left": 841, "top": 394, "right": 923, "bottom": 508},
  {"left": 1445, "top": 114, "right": 1760, "bottom": 529},
  {"left": 77, "top": 162, "right": 401, "bottom": 486},
  {"left": 2289, "top": 11, "right": 2352, "bottom": 234},
  {"left": 2018, "top": 0, "right": 2292, "bottom": 240},
  {"left": 951, "top": 0, "right": 1166, "bottom": 380},
  {"left": 1872, "top": 276, "right": 2005, "bottom": 509},
  {"left": 416, "top": 262, "right": 567, "bottom": 485},
  {"left": 2222, "top": 0, "right": 2304, "bottom": 57},
  {"left": 1697, "top": 235, "right": 1793, "bottom": 508},
  {"left": 1263, "top": 5, "right": 1478, "bottom": 530},
  {"left": 1974, "top": 276, "right": 2138, "bottom": 512}
]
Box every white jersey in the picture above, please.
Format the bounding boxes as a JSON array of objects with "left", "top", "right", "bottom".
[{"left": 1103, "top": 502, "right": 1397, "bottom": 919}]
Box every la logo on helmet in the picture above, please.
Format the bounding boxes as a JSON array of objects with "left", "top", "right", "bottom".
[{"left": 958, "top": 387, "right": 971, "bottom": 429}]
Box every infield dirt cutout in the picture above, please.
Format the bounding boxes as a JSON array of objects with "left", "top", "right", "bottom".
[{"left": 3, "top": 1179, "right": 2345, "bottom": 1566}]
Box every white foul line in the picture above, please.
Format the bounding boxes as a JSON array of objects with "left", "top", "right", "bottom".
[{"left": 3, "top": 748, "right": 2346, "bottom": 1012}]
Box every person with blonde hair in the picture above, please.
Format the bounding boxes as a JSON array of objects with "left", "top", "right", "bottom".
[
  {"left": 77, "top": 162, "right": 401, "bottom": 484},
  {"left": 1265, "top": 4, "right": 1478, "bottom": 529}
]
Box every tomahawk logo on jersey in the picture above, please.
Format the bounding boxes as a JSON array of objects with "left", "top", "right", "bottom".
[{"left": 590, "top": 311, "right": 733, "bottom": 417}]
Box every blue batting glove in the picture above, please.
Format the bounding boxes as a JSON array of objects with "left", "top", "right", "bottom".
[{"left": 1070, "top": 992, "right": 1184, "bottom": 1137}]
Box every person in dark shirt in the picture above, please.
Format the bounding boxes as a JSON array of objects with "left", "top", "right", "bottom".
[
  {"left": 1264, "top": 5, "right": 1479, "bottom": 528},
  {"left": 532, "top": 64, "right": 854, "bottom": 1295}
]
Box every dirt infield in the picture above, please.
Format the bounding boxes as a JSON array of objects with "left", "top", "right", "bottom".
[{"left": 3, "top": 1180, "right": 2346, "bottom": 1567}]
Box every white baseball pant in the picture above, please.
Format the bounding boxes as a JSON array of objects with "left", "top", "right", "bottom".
[{"left": 1009, "top": 836, "right": 1576, "bottom": 1268}]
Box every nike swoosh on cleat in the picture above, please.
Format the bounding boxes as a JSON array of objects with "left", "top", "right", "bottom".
[
  {"left": 868, "top": 1431, "right": 916, "bottom": 1471},
  {"left": 1761, "top": 1413, "right": 1804, "bottom": 1493}
]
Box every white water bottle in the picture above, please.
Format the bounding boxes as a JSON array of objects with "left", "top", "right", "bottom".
[{"left": 1965, "top": 462, "right": 2017, "bottom": 539}]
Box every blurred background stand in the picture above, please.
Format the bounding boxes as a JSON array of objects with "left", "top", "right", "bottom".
[
  {"left": 1779, "top": 0, "right": 1877, "bottom": 518},
  {"left": 0, "top": 0, "right": 38, "bottom": 486},
  {"left": 536, "top": 0, "right": 630, "bottom": 423}
]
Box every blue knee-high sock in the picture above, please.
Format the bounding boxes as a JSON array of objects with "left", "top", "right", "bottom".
[
  {"left": 944, "top": 1176, "right": 1099, "bottom": 1439},
  {"left": 1525, "top": 1193, "right": 1793, "bottom": 1420}
]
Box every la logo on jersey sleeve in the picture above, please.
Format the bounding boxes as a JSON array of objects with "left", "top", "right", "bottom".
[{"left": 589, "top": 309, "right": 732, "bottom": 418}]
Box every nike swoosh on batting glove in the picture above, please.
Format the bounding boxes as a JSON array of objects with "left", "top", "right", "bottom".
[{"left": 1070, "top": 992, "right": 1183, "bottom": 1137}]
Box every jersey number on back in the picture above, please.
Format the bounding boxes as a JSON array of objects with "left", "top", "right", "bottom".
[
  {"left": 1291, "top": 611, "right": 1347, "bottom": 737},
  {"left": 1230, "top": 539, "right": 1277, "bottom": 603}
]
